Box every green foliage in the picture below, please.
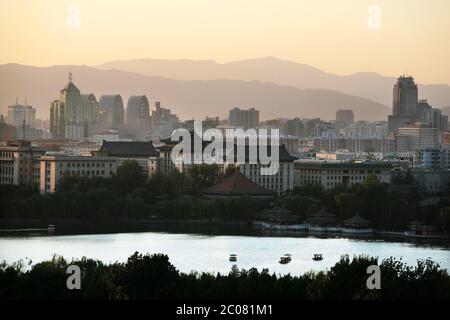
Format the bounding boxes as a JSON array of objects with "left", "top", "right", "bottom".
[
  {"left": 1, "top": 253, "right": 449, "bottom": 300},
  {"left": 113, "top": 160, "right": 147, "bottom": 191}
]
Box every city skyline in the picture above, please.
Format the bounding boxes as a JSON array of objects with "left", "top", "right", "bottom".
[{"left": 1, "top": 0, "right": 450, "bottom": 85}]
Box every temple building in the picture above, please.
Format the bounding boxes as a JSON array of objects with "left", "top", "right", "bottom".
[{"left": 202, "top": 169, "right": 275, "bottom": 199}]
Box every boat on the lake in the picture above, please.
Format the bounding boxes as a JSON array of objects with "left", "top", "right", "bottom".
[
  {"left": 279, "top": 254, "right": 292, "bottom": 264},
  {"left": 312, "top": 254, "right": 323, "bottom": 261},
  {"left": 229, "top": 254, "right": 237, "bottom": 262}
]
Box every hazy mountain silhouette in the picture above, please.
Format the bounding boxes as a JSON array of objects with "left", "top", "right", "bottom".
[
  {"left": 0, "top": 63, "right": 390, "bottom": 120},
  {"left": 97, "top": 57, "right": 450, "bottom": 108}
]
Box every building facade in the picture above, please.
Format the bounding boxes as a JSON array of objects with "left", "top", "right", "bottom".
[
  {"left": 313, "top": 137, "right": 396, "bottom": 153},
  {"left": 39, "top": 155, "right": 117, "bottom": 194},
  {"left": 126, "top": 95, "right": 150, "bottom": 140},
  {"left": 396, "top": 124, "right": 438, "bottom": 152},
  {"left": 0, "top": 141, "right": 45, "bottom": 187},
  {"left": 336, "top": 109, "right": 354, "bottom": 126},
  {"left": 294, "top": 160, "right": 392, "bottom": 190},
  {"left": 228, "top": 107, "right": 260, "bottom": 130},
  {"left": 50, "top": 75, "right": 100, "bottom": 139}
]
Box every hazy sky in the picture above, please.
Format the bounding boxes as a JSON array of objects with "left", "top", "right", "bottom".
[{"left": 1, "top": 0, "right": 449, "bottom": 84}]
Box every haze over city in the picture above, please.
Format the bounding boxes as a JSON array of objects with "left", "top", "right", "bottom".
[
  {"left": 1, "top": 0, "right": 450, "bottom": 84},
  {"left": 1, "top": 0, "right": 450, "bottom": 306}
]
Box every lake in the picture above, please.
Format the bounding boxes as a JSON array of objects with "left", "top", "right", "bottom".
[{"left": 1, "top": 229, "right": 449, "bottom": 275}]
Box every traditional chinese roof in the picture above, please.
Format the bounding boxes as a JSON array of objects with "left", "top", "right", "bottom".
[
  {"left": 98, "top": 141, "right": 158, "bottom": 157},
  {"left": 307, "top": 208, "right": 339, "bottom": 225},
  {"left": 343, "top": 214, "right": 371, "bottom": 226},
  {"left": 202, "top": 170, "right": 275, "bottom": 197}
]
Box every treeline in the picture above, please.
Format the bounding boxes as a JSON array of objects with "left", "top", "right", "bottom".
[
  {"left": 1, "top": 253, "right": 449, "bottom": 300},
  {"left": 0, "top": 160, "right": 450, "bottom": 233},
  {"left": 0, "top": 161, "right": 262, "bottom": 221},
  {"left": 279, "top": 175, "right": 450, "bottom": 233}
]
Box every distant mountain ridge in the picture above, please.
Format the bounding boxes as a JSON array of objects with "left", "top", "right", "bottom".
[
  {"left": 97, "top": 57, "right": 450, "bottom": 109},
  {"left": 0, "top": 63, "right": 390, "bottom": 121}
]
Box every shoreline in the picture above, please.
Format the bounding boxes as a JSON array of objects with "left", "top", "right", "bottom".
[{"left": 0, "top": 218, "right": 449, "bottom": 246}]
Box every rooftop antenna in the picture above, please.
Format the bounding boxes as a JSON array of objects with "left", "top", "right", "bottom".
[
  {"left": 69, "top": 71, "right": 73, "bottom": 83},
  {"left": 15, "top": 97, "right": 18, "bottom": 105},
  {"left": 24, "top": 96, "right": 27, "bottom": 107}
]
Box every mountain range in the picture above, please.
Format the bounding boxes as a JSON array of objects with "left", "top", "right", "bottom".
[
  {"left": 1, "top": 57, "right": 449, "bottom": 121},
  {"left": 97, "top": 57, "right": 450, "bottom": 109}
]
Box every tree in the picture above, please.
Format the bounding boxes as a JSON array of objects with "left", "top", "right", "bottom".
[
  {"left": 113, "top": 160, "right": 146, "bottom": 192},
  {"left": 185, "top": 164, "right": 224, "bottom": 194},
  {"left": 439, "top": 207, "right": 450, "bottom": 235}
]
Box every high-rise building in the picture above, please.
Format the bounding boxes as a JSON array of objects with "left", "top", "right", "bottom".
[
  {"left": 388, "top": 76, "right": 448, "bottom": 139},
  {"left": 6, "top": 99, "right": 36, "bottom": 129},
  {"left": 50, "top": 74, "right": 100, "bottom": 139},
  {"left": 98, "top": 94, "right": 125, "bottom": 130},
  {"left": 126, "top": 95, "right": 150, "bottom": 140},
  {"left": 149, "top": 102, "right": 180, "bottom": 141},
  {"left": 228, "top": 107, "right": 260, "bottom": 129},
  {"left": 388, "top": 76, "right": 418, "bottom": 134},
  {"left": 396, "top": 123, "right": 438, "bottom": 152},
  {"left": 393, "top": 76, "right": 418, "bottom": 117},
  {"left": 336, "top": 109, "right": 354, "bottom": 126}
]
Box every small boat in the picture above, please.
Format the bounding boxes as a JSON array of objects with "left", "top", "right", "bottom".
[
  {"left": 229, "top": 254, "right": 237, "bottom": 262},
  {"left": 279, "top": 254, "right": 292, "bottom": 264},
  {"left": 312, "top": 254, "right": 323, "bottom": 261}
]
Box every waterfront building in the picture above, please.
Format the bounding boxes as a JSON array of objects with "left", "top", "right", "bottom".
[
  {"left": 306, "top": 208, "right": 340, "bottom": 227},
  {"left": 294, "top": 160, "right": 392, "bottom": 190},
  {"left": 0, "top": 140, "right": 45, "bottom": 186},
  {"left": 202, "top": 169, "right": 275, "bottom": 200},
  {"left": 39, "top": 155, "right": 117, "bottom": 194}
]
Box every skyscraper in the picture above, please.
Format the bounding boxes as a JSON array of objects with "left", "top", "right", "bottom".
[
  {"left": 6, "top": 100, "right": 36, "bottom": 129},
  {"left": 98, "top": 94, "right": 124, "bottom": 130},
  {"left": 388, "top": 76, "right": 418, "bottom": 134},
  {"left": 228, "top": 107, "right": 260, "bottom": 130},
  {"left": 126, "top": 95, "right": 150, "bottom": 140},
  {"left": 50, "top": 73, "right": 99, "bottom": 139},
  {"left": 336, "top": 109, "right": 354, "bottom": 126},
  {"left": 392, "top": 76, "right": 418, "bottom": 117}
]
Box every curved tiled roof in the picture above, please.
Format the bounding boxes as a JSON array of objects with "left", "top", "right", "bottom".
[
  {"left": 202, "top": 170, "right": 275, "bottom": 197},
  {"left": 98, "top": 141, "right": 158, "bottom": 157}
]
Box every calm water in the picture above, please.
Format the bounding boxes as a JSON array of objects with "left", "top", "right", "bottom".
[{"left": 0, "top": 231, "right": 449, "bottom": 275}]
